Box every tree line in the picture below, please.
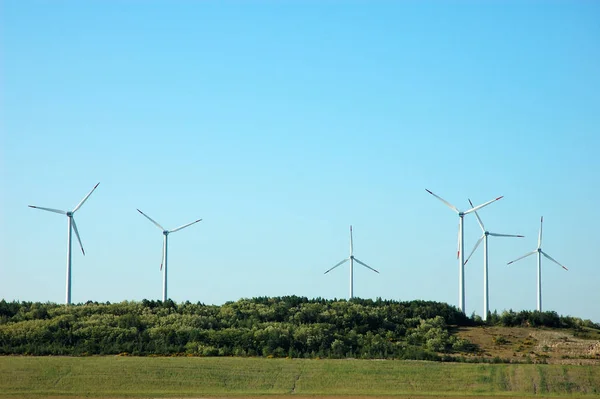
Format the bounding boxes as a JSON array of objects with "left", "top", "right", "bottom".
[{"left": 0, "top": 297, "right": 596, "bottom": 359}]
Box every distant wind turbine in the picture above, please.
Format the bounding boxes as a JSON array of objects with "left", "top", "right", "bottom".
[
  {"left": 507, "top": 217, "right": 568, "bottom": 312},
  {"left": 29, "top": 182, "right": 100, "bottom": 305},
  {"left": 324, "top": 225, "right": 379, "bottom": 299},
  {"left": 137, "top": 209, "right": 202, "bottom": 302},
  {"left": 464, "top": 198, "right": 524, "bottom": 321},
  {"left": 426, "top": 189, "right": 503, "bottom": 313}
]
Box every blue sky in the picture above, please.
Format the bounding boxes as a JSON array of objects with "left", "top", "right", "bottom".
[{"left": 1, "top": 1, "right": 599, "bottom": 322}]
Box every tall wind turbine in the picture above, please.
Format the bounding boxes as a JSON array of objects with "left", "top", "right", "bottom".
[
  {"left": 425, "top": 189, "right": 503, "bottom": 313},
  {"left": 137, "top": 209, "right": 202, "bottom": 302},
  {"left": 507, "top": 217, "right": 568, "bottom": 312},
  {"left": 464, "top": 198, "right": 524, "bottom": 321},
  {"left": 324, "top": 225, "right": 379, "bottom": 299},
  {"left": 29, "top": 182, "right": 100, "bottom": 305}
]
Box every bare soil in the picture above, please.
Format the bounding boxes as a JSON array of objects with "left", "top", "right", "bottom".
[{"left": 455, "top": 326, "right": 600, "bottom": 364}]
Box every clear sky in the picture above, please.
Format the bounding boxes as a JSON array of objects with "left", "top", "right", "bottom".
[{"left": 1, "top": 1, "right": 599, "bottom": 322}]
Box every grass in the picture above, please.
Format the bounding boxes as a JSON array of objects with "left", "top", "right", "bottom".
[
  {"left": 574, "top": 326, "right": 600, "bottom": 340},
  {"left": 1, "top": 356, "right": 600, "bottom": 398}
]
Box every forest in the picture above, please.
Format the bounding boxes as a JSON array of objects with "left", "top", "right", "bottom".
[{"left": 0, "top": 297, "right": 596, "bottom": 360}]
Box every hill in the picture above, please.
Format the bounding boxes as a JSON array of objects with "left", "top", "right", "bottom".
[{"left": 0, "top": 297, "right": 599, "bottom": 363}]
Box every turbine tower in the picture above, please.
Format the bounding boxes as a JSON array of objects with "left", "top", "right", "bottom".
[
  {"left": 425, "top": 189, "right": 503, "bottom": 313},
  {"left": 464, "top": 199, "right": 524, "bottom": 321},
  {"left": 29, "top": 182, "right": 100, "bottom": 305},
  {"left": 507, "top": 217, "right": 568, "bottom": 312},
  {"left": 324, "top": 225, "right": 379, "bottom": 299},
  {"left": 137, "top": 209, "right": 202, "bottom": 302}
]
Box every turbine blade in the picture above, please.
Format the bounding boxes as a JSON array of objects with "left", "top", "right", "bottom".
[
  {"left": 137, "top": 209, "right": 165, "bottom": 231},
  {"left": 538, "top": 216, "right": 543, "bottom": 248},
  {"left": 541, "top": 251, "right": 568, "bottom": 271},
  {"left": 489, "top": 233, "right": 525, "bottom": 238},
  {"left": 464, "top": 195, "right": 503, "bottom": 215},
  {"left": 73, "top": 182, "right": 100, "bottom": 212},
  {"left": 425, "top": 189, "right": 459, "bottom": 213},
  {"left": 353, "top": 257, "right": 380, "bottom": 274},
  {"left": 71, "top": 217, "right": 85, "bottom": 255},
  {"left": 160, "top": 241, "right": 164, "bottom": 271},
  {"left": 170, "top": 219, "right": 202, "bottom": 233},
  {"left": 468, "top": 199, "right": 485, "bottom": 232},
  {"left": 324, "top": 258, "right": 349, "bottom": 274},
  {"left": 464, "top": 235, "right": 484, "bottom": 265},
  {"left": 507, "top": 250, "right": 537, "bottom": 265},
  {"left": 28, "top": 206, "right": 67, "bottom": 215},
  {"left": 350, "top": 225, "right": 354, "bottom": 256}
]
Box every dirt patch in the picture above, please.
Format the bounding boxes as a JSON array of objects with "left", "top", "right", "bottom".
[{"left": 455, "top": 326, "right": 600, "bottom": 364}]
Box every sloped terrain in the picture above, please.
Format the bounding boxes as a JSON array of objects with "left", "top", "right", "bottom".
[{"left": 456, "top": 326, "right": 600, "bottom": 364}]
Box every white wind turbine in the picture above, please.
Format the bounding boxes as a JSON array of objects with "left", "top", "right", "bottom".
[
  {"left": 137, "top": 209, "right": 202, "bottom": 302},
  {"left": 464, "top": 198, "right": 524, "bottom": 321},
  {"left": 507, "top": 217, "right": 568, "bottom": 312},
  {"left": 28, "top": 182, "right": 100, "bottom": 305},
  {"left": 425, "top": 189, "right": 503, "bottom": 313},
  {"left": 324, "top": 226, "right": 379, "bottom": 299}
]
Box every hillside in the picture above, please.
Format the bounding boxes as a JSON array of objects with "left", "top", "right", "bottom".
[
  {"left": 456, "top": 326, "right": 600, "bottom": 365},
  {"left": 0, "top": 297, "right": 598, "bottom": 364}
]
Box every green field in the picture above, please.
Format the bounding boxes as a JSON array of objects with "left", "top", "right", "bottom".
[{"left": 1, "top": 356, "right": 599, "bottom": 398}]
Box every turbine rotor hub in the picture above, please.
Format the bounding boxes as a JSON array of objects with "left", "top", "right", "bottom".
[
  {"left": 66, "top": 212, "right": 73, "bottom": 217},
  {"left": 163, "top": 231, "right": 169, "bottom": 235}
]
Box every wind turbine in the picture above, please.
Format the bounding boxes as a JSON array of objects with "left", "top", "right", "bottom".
[
  {"left": 28, "top": 182, "right": 100, "bottom": 305},
  {"left": 324, "top": 225, "right": 379, "bottom": 300},
  {"left": 507, "top": 217, "right": 568, "bottom": 312},
  {"left": 137, "top": 209, "right": 202, "bottom": 302},
  {"left": 425, "top": 189, "right": 503, "bottom": 313},
  {"left": 464, "top": 198, "right": 524, "bottom": 321}
]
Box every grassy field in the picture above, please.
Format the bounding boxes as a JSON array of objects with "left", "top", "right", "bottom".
[{"left": 1, "top": 356, "right": 600, "bottom": 398}]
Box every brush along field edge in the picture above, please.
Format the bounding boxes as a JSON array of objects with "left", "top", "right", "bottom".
[{"left": 1, "top": 357, "right": 600, "bottom": 397}]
